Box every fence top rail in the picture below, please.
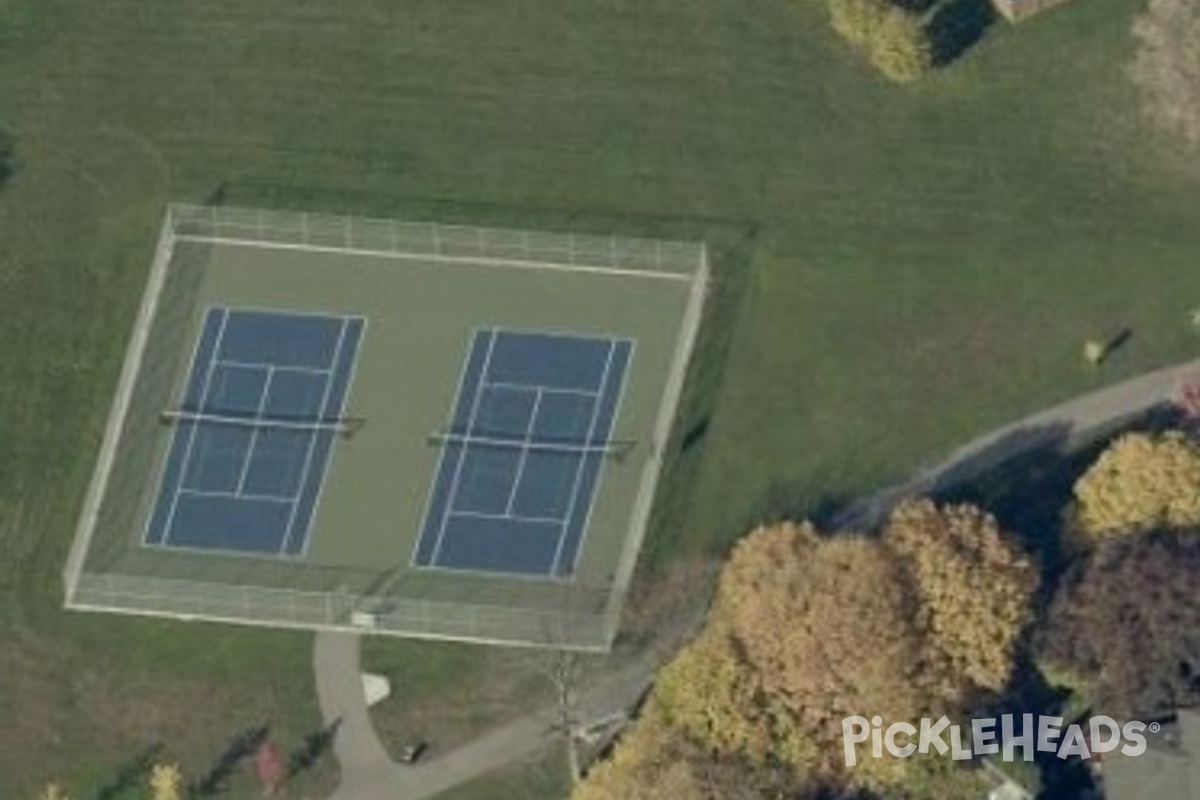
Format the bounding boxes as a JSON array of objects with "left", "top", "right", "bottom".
[{"left": 168, "top": 204, "right": 706, "bottom": 277}]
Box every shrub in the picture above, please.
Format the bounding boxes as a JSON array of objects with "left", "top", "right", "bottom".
[
  {"left": 829, "top": 0, "right": 889, "bottom": 47},
  {"left": 869, "top": 6, "right": 934, "bottom": 82},
  {"left": 1071, "top": 431, "right": 1200, "bottom": 540},
  {"left": 828, "top": 0, "right": 933, "bottom": 83}
]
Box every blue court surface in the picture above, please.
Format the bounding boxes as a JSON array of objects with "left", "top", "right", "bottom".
[
  {"left": 414, "top": 329, "right": 634, "bottom": 578},
  {"left": 144, "top": 307, "right": 364, "bottom": 556}
]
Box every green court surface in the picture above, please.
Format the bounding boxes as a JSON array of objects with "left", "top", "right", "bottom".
[{"left": 65, "top": 207, "right": 707, "bottom": 650}]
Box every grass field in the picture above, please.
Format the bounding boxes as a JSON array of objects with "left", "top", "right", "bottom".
[{"left": 3, "top": 0, "right": 1200, "bottom": 795}]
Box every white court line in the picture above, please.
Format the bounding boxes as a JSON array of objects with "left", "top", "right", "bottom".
[
  {"left": 551, "top": 341, "right": 616, "bottom": 574},
  {"left": 140, "top": 303, "right": 220, "bottom": 548},
  {"left": 482, "top": 381, "right": 600, "bottom": 399},
  {"left": 504, "top": 388, "right": 543, "bottom": 515},
  {"left": 173, "top": 233, "right": 697, "bottom": 283},
  {"left": 568, "top": 339, "right": 637, "bottom": 577},
  {"left": 278, "top": 318, "right": 349, "bottom": 555},
  {"left": 235, "top": 366, "right": 274, "bottom": 495},
  {"left": 448, "top": 509, "right": 566, "bottom": 527},
  {"left": 429, "top": 330, "right": 498, "bottom": 566},
  {"left": 179, "top": 488, "right": 295, "bottom": 505},
  {"left": 217, "top": 358, "right": 331, "bottom": 377},
  {"left": 409, "top": 329, "right": 487, "bottom": 569},
  {"left": 162, "top": 310, "right": 231, "bottom": 547},
  {"left": 297, "top": 316, "right": 368, "bottom": 561},
  {"left": 160, "top": 410, "right": 351, "bottom": 434},
  {"left": 428, "top": 432, "right": 620, "bottom": 455}
]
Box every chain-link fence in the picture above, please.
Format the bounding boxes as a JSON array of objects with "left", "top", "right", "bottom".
[
  {"left": 64, "top": 205, "right": 707, "bottom": 651},
  {"left": 170, "top": 204, "right": 704, "bottom": 277}
]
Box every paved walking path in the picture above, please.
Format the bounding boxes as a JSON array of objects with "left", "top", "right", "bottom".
[
  {"left": 315, "top": 357, "right": 1200, "bottom": 800},
  {"left": 832, "top": 358, "right": 1199, "bottom": 530}
]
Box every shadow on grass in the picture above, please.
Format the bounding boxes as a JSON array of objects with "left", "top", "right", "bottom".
[
  {"left": 87, "top": 743, "right": 163, "bottom": 800},
  {"left": 189, "top": 725, "right": 270, "bottom": 798},
  {"left": 995, "top": 665, "right": 1099, "bottom": 800},
  {"left": 927, "top": 0, "right": 997, "bottom": 67},
  {"left": 0, "top": 132, "right": 13, "bottom": 187},
  {"left": 285, "top": 719, "right": 340, "bottom": 779},
  {"left": 936, "top": 406, "right": 1177, "bottom": 601}
]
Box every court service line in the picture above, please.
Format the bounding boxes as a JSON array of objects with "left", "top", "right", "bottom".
[
  {"left": 482, "top": 381, "right": 600, "bottom": 399},
  {"left": 449, "top": 509, "right": 567, "bottom": 527},
  {"left": 217, "top": 358, "right": 331, "bottom": 377},
  {"left": 504, "top": 388, "right": 543, "bottom": 516},
  {"left": 235, "top": 366, "right": 274, "bottom": 495},
  {"left": 179, "top": 488, "right": 296, "bottom": 505}
]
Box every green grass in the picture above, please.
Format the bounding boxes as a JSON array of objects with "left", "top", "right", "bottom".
[
  {"left": 427, "top": 746, "right": 571, "bottom": 800},
  {"left": 2, "top": 0, "right": 1200, "bottom": 795}
]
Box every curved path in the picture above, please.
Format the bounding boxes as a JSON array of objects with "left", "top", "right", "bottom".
[{"left": 315, "top": 356, "right": 1200, "bottom": 800}]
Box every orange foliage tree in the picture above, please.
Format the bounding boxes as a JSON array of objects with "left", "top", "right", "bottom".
[{"left": 883, "top": 499, "right": 1036, "bottom": 695}]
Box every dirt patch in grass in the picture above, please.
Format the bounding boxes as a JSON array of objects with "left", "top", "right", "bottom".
[{"left": 1131, "top": 0, "right": 1200, "bottom": 163}]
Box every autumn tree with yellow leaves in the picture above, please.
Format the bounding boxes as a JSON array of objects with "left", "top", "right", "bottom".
[
  {"left": 571, "top": 705, "right": 788, "bottom": 800},
  {"left": 573, "top": 512, "right": 1029, "bottom": 799},
  {"left": 1071, "top": 431, "right": 1200, "bottom": 541},
  {"left": 883, "top": 499, "right": 1036, "bottom": 695},
  {"left": 148, "top": 764, "right": 183, "bottom": 800}
]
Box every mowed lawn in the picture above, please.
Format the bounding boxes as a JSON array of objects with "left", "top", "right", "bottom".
[{"left": 2, "top": 0, "right": 1200, "bottom": 794}]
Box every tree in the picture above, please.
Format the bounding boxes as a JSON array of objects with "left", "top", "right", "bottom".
[
  {"left": 572, "top": 704, "right": 836, "bottom": 800},
  {"left": 148, "top": 764, "right": 183, "bottom": 800},
  {"left": 1071, "top": 431, "right": 1200, "bottom": 541},
  {"left": 829, "top": 0, "right": 889, "bottom": 47},
  {"left": 883, "top": 500, "right": 1036, "bottom": 695},
  {"left": 576, "top": 520, "right": 1000, "bottom": 799},
  {"left": 1039, "top": 530, "right": 1200, "bottom": 717},
  {"left": 828, "top": 0, "right": 932, "bottom": 83},
  {"left": 655, "top": 523, "right": 963, "bottom": 792},
  {"left": 867, "top": 6, "right": 933, "bottom": 83},
  {"left": 570, "top": 706, "right": 717, "bottom": 800}
]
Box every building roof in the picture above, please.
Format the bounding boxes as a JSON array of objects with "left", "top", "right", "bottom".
[{"left": 1102, "top": 711, "right": 1200, "bottom": 800}]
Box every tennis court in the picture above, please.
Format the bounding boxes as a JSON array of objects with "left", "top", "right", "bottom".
[
  {"left": 144, "top": 307, "right": 364, "bottom": 557},
  {"left": 414, "top": 329, "right": 633, "bottom": 577},
  {"left": 63, "top": 205, "right": 707, "bottom": 650}
]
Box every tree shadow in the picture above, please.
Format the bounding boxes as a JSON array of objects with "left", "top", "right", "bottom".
[
  {"left": 891, "top": 0, "right": 939, "bottom": 13},
  {"left": 744, "top": 472, "right": 856, "bottom": 536},
  {"left": 285, "top": 719, "right": 341, "bottom": 779},
  {"left": 994, "top": 664, "right": 1100, "bottom": 800},
  {"left": 87, "top": 743, "right": 163, "bottom": 800},
  {"left": 825, "top": 421, "right": 1073, "bottom": 536},
  {"left": 927, "top": 0, "right": 997, "bottom": 67},
  {"left": 0, "top": 132, "right": 14, "bottom": 187},
  {"left": 189, "top": 725, "right": 270, "bottom": 797},
  {"left": 938, "top": 406, "right": 1177, "bottom": 601}
]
